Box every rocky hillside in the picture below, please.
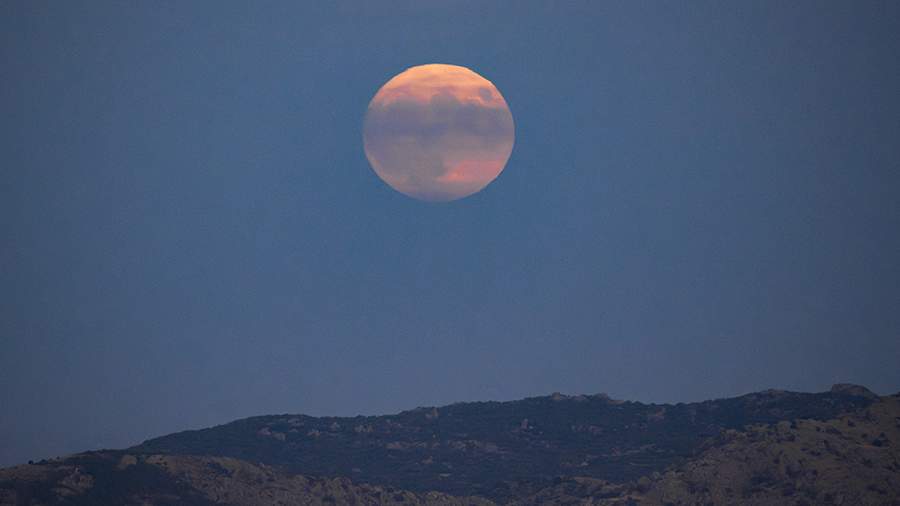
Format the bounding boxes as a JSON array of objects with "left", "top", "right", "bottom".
[
  {"left": 132, "top": 385, "right": 874, "bottom": 500},
  {"left": 512, "top": 391, "right": 900, "bottom": 505},
  {"left": 633, "top": 393, "right": 900, "bottom": 505},
  {"left": 0, "top": 452, "right": 491, "bottom": 506},
  {"left": 1, "top": 384, "right": 898, "bottom": 505}
]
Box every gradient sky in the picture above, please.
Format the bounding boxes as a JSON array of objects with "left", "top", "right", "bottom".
[{"left": 2, "top": 1, "right": 899, "bottom": 467}]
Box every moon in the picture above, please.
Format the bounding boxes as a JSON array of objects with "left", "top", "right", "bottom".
[{"left": 363, "top": 64, "right": 515, "bottom": 202}]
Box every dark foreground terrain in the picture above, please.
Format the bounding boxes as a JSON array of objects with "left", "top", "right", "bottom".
[{"left": 2, "top": 384, "right": 898, "bottom": 505}]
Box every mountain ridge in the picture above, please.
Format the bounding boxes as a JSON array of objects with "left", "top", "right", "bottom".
[
  {"left": 3, "top": 384, "right": 898, "bottom": 505},
  {"left": 131, "top": 384, "right": 878, "bottom": 497}
]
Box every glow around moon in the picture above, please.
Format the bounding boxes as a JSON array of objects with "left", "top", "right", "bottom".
[{"left": 363, "top": 64, "right": 515, "bottom": 202}]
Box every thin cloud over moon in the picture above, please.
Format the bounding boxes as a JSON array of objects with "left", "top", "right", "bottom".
[{"left": 363, "top": 64, "right": 515, "bottom": 202}]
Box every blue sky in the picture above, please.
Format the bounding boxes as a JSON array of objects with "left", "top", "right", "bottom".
[{"left": 2, "top": 1, "right": 899, "bottom": 466}]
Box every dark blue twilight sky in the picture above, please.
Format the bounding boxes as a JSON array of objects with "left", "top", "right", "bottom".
[{"left": 2, "top": 1, "right": 899, "bottom": 466}]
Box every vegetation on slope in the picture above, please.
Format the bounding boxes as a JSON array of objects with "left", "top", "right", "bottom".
[
  {"left": 133, "top": 386, "right": 874, "bottom": 500},
  {"left": 2, "top": 385, "right": 896, "bottom": 505}
]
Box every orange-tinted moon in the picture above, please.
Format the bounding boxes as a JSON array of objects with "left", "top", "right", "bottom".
[{"left": 363, "top": 64, "right": 515, "bottom": 202}]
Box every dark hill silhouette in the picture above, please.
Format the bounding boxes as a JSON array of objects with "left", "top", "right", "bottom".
[
  {"left": 2, "top": 385, "right": 898, "bottom": 505},
  {"left": 132, "top": 385, "right": 874, "bottom": 500}
]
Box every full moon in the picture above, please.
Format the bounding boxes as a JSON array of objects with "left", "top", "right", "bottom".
[{"left": 363, "top": 64, "right": 515, "bottom": 202}]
